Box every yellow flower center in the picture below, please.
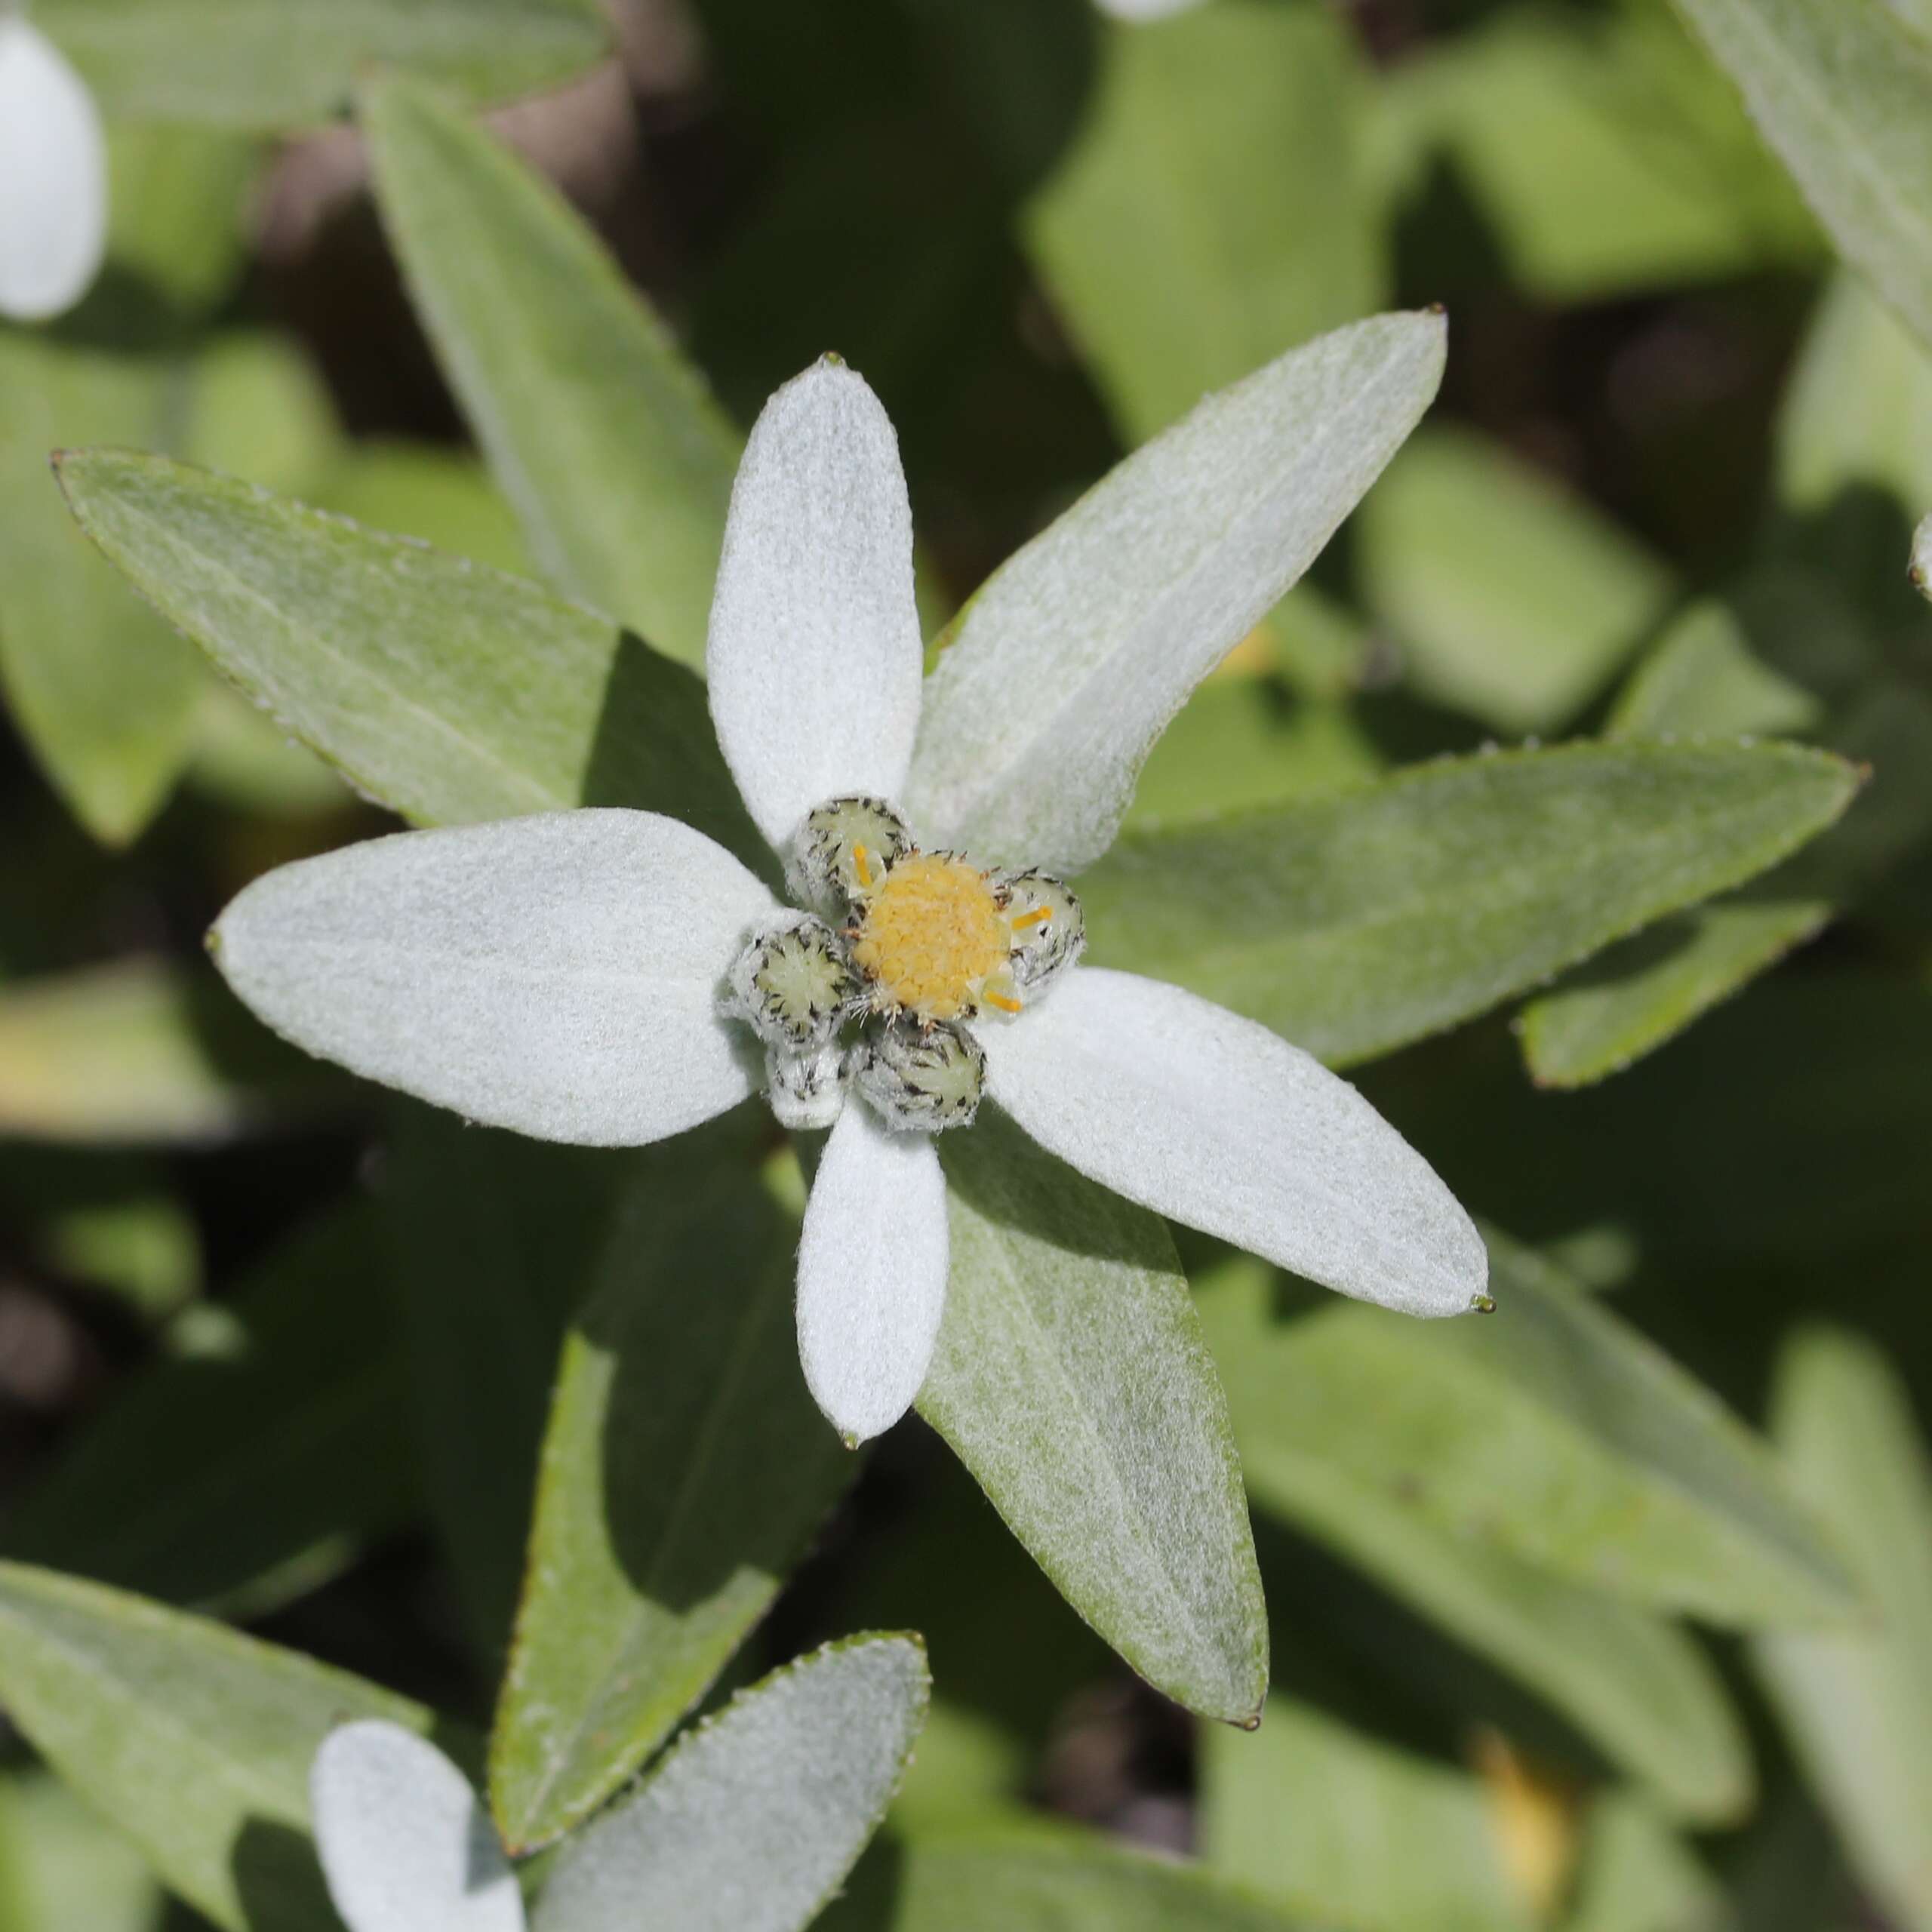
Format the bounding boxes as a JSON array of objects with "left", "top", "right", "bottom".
[{"left": 851, "top": 854, "right": 1013, "bottom": 1023}]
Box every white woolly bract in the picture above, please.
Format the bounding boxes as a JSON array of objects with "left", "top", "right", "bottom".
[
  {"left": 212, "top": 810, "right": 778, "bottom": 1146},
  {"left": 311, "top": 1721, "right": 525, "bottom": 1932},
  {"left": 796, "top": 1102, "right": 949, "bottom": 1443},
  {"left": 0, "top": 19, "right": 107, "bottom": 322},
  {"left": 904, "top": 312, "right": 1447, "bottom": 875},
  {"left": 982, "top": 966, "right": 1489, "bottom": 1318},
  {"left": 706, "top": 359, "right": 924, "bottom": 855}
]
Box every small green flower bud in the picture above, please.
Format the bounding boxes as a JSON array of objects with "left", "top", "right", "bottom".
[
  {"left": 727, "top": 915, "right": 857, "bottom": 1053},
  {"left": 789, "top": 795, "right": 913, "bottom": 909},
  {"left": 997, "top": 869, "right": 1084, "bottom": 995},
  {"left": 856, "top": 1017, "right": 986, "bottom": 1132}
]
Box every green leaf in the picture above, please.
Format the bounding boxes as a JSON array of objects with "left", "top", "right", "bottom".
[
  {"left": 1200, "top": 1237, "right": 1853, "bottom": 1626},
  {"left": 38, "top": 0, "right": 609, "bottom": 128},
  {"left": 1607, "top": 601, "right": 1824, "bottom": 743},
  {"left": 919, "top": 1112, "right": 1268, "bottom": 1727},
  {"left": 1357, "top": 429, "right": 1675, "bottom": 734},
  {"left": 820, "top": 1822, "right": 1316, "bottom": 1932},
  {"left": 1518, "top": 894, "right": 1834, "bottom": 1090},
  {"left": 1024, "top": 0, "right": 1386, "bottom": 443},
  {"left": 379, "top": 1109, "right": 634, "bottom": 1664},
  {"left": 1377, "top": 4, "right": 1818, "bottom": 303},
  {"left": 1079, "top": 740, "right": 1858, "bottom": 1069},
  {"left": 26, "top": 1168, "right": 200, "bottom": 1322},
  {"left": 1753, "top": 1328, "right": 1932, "bottom": 1932},
  {"left": 1565, "top": 1792, "right": 1728, "bottom": 1932},
  {"left": 362, "top": 76, "right": 740, "bottom": 669},
  {"left": 316, "top": 441, "right": 532, "bottom": 576},
  {"left": 0, "top": 1208, "right": 416, "bottom": 1618},
  {"left": 104, "top": 124, "right": 260, "bottom": 318},
  {"left": 0, "top": 1561, "right": 433, "bottom": 1931},
  {"left": 0, "top": 959, "right": 337, "bottom": 1144},
  {"left": 54, "top": 451, "right": 772, "bottom": 878},
  {"left": 491, "top": 1112, "right": 856, "bottom": 1852},
  {"left": 1200, "top": 1697, "right": 1531, "bottom": 1932},
  {"left": 1778, "top": 272, "right": 1932, "bottom": 516},
  {"left": 0, "top": 335, "right": 203, "bottom": 844},
  {"left": 904, "top": 311, "right": 1445, "bottom": 876},
  {"left": 1123, "top": 675, "right": 1385, "bottom": 828},
  {"left": 1523, "top": 591, "right": 1932, "bottom": 1090},
  {"left": 180, "top": 333, "right": 342, "bottom": 500},
  {"left": 532, "top": 1635, "right": 928, "bottom": 1932},
  {"left": 0, "top": 1770, "right": 162, "bottom": 1932},
  {"left": 1198, "top": 1269, "right": 1749, "bottom": 1822},
  {"left": 1666, "top": 0, "right": 1932, "bottom": 354}
]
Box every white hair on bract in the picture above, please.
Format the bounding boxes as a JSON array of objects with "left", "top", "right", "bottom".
[
  {"left": 1092, "top": 0, "right": 1208, "bottom": 18},
  {"left": 0, "top": 14, "right": 108, "bottom": 322}
]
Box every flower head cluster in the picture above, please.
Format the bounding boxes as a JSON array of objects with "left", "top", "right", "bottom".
[
  {"left": 213, "top": 349, "right": 1487, "bottom": 1447},
  {"left": 0, "top": 8, "right": 108, "bottom": 323},
  {"left": 724, "top": 791, "right": 1084, "bottom": 1135}
]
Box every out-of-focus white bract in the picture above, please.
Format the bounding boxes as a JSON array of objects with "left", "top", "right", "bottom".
[
  {"left": 1092, "top": 0, "right": 1208, "bottom": 18},
  {"left": 0, "top": 17, "right": 108, "bottom": 322}
]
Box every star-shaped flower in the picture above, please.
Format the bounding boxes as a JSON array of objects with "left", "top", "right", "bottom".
[
  {"left": 0, "top": 8, "right": 107, "bottom": 323},
  {"left": 211, "top": 352, "right": 1487, "bottom": 1445}
]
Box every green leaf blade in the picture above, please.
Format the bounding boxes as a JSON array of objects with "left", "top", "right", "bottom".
[
  {"left": 362, "top": 75, "right": 740, "bottom": 669},
  {"left": 40, "top": 0, "right": 610, "bottom": 128},
  {"left": 1358, "top": 428, "right": 1675, "bottom": 735},
  {"left": 54, "top": 450, "right": 769, "bottom": 873},
  {"left": 1080, "top": 740, "right": 1860, "bottom": 1069},
  {"left": 490, "top": 1118, "right": 857, "bottom": 1853},
  {"left": 821, "top": 1823, "right": 1316, "bottom": 1932},
  {"left": 1752, "top": 1328, "right": 1932, "bottom": 1930},
  {"left": 0, "top": 337, "right": 203, "bottom": 846},
  {"left": 532, "top": 1635, "right": 928, "bottom": 1932},
  {"left": 1024, "top": 0, "right": 1387, "bottom": 443},
  {"left": 1201, "top": 1698, "right": 1531, "bottom": 1931},
  {"left": 0, "top": 1561, "right": 431, "bottom": 1930},
  {"left": 920, "top": 1114, "right": 1269, "bottom": 1727},
  {"left": 1667, "top": 0, "right": 1932, "bottom": 354},
  {"left": 1204, "top": 1238, "right": 1854, "bottom": 1628}
]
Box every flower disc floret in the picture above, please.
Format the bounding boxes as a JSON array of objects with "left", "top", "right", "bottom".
[
  {"left": 790, "top": 795, "right": 913, "bottom": 909},
  {"left": 857, "top": 1017, "right": 986, "bottom": 1131},
  {"left": 851, "top": 852, "right": 1014, "bottom": 1024},
  {"left": 728, "top": 914, "right": 856, "bottom": 1051}
]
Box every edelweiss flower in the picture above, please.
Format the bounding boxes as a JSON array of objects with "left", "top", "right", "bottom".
[
  {"left": 211, "top": 353, "right": 1487, "bottom": 1444},
  {"left": 0, "top": 8, "right": 108, "bottom": 323},
  {"left": 309, "top": 1635, "right": 925, "bottom": 1932}
]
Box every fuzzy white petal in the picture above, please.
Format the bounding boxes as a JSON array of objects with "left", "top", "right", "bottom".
[
  {"left": 1914, "top": 512, "right": 1931, "bottom": 601},
  {"left": 983, "top": 968, "right": 1487, "bottom": 1318},
  {"left": 707, "top": 358, "right": 922, "bottom": 854},
  {"left": 312, "top": 1722, "right": 525, "bottom": 1932},
  {"left": 798, "top": 1104, "right": 949, "bottom": 1443},
  {"left": 905, "top": 313, "right": 1446, "bottom": 874},
  {"left": 0, "top": 20, "right": 107, "bottom": 323},
  {"left": 212, "top": 811, "right": 777, "bottom": 1146},
  {"left": 1094, "top": 0, "right": 1206, "bottom": 15}
]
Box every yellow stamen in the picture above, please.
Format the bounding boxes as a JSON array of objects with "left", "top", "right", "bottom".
[
  {"left": 983, "top": 991, "right": 1023, "bottom": 1014},
  {"left": 854, "top": 843, "right": 874, "bottom": 890},
  {"left": 851, "top": 853, "right": 1011, "bottom": 1023},
  {"left": 1011, "top": 906, "right": 1053, "bottom": 931}
]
